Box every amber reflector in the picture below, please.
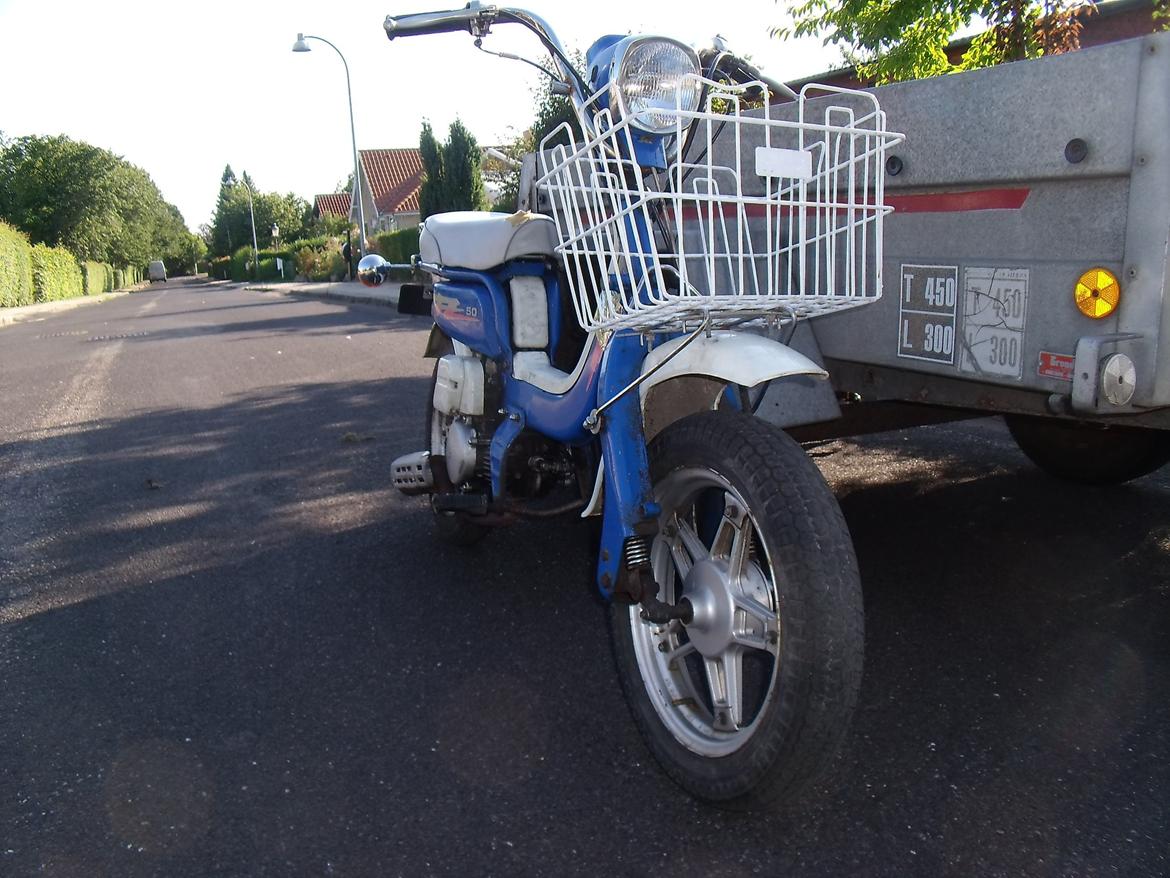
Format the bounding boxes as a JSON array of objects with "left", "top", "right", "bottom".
[{"left": 1074, "top": 268, "right": 1120, "bottom": 319}]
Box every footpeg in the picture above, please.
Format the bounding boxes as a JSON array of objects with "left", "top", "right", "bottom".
[{"left": 392, "top": 451, "right": 434, "bottom": 495}]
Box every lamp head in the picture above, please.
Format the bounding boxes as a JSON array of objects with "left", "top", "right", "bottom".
[{"left": 292, "top": 33, "right": 311, "bottom": 52}]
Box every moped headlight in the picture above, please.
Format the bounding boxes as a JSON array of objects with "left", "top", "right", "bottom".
[{"left": 612, "top": 38, "right": 702, "bottom": 134}]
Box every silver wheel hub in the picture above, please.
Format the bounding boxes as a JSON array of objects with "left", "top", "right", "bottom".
[
  {"left": 682, "top": 559, "right": 737, "bottom": 657},
  {"left": 629, "top": 468, "right": 782, "bottom": 757}
]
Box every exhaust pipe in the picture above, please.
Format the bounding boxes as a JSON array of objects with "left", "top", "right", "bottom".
[{"left": 391, "top": 451, "right": 434, "bottom": 495}]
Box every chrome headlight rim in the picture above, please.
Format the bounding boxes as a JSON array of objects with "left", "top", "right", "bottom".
[{"left": 610, "top": 36, "right": 702, "bottom": 136}]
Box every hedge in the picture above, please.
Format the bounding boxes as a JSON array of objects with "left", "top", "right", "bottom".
[
  {"left": 82, "top": 261, "right": 116, "bottom": 295},
  {"left": 0, "top": 221, "right": 35, "bottom": 307},
  {"left": 372, "top": 227, "right": 420, "bottom": 265},
  {"left": 31, "top": 243, "right": 84, "bottom": 303}
]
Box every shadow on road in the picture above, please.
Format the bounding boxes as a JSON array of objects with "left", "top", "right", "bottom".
[{"left": 0, "top": 386, "right": 1167, "bottom": 875}]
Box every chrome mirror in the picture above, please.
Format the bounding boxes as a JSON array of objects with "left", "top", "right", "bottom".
[{"left": 357, "top": 253, "right": 388, "bottom": 287}]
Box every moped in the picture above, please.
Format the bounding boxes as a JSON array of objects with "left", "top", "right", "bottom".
[{"left": 359, "top": 2, "right": 902, "bottom": 808}]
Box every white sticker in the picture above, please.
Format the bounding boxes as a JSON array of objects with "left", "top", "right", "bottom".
[
  {"left": 755, "top": 147, "right": 813, "bottom": 180},
  {"left": 959, "top": 267, "right": 1029, "bottom": 380}
]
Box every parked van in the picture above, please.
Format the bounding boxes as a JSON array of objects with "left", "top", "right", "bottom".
[{"left": 148, "top": 260, "right": 167, "bottom": 283}]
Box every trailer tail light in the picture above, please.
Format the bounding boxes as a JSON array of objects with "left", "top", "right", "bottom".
[{"left": 1074, "top": 268, "right": 1121, "bottom": 319}]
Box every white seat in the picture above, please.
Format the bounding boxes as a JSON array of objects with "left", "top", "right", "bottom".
[{"left": 419, "top": 211, "right": 558, "bottom": 271}]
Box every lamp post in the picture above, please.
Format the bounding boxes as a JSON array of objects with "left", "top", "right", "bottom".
[
  {"left": 292, "top": 33, "right": 367, "bottom": 260},
  {"left": 243, "top": 177, "right": 260, "bottom": 281}
]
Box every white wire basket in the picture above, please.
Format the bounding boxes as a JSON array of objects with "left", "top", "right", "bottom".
[{"left": 535, "top": 75, "right": 904, "bottom": 334}]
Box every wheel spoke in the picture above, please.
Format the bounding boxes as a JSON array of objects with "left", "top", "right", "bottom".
[
  {"left": 732, "top": 592, "right": 780, "bottom": 654},
  {"left": 651, "top": 535, "right": 677, "bottom": 600},
  {"left": 675, "top": 518, "right": 708, "bottom": 566},
  {"left": 703, "top": 650, "right": 744, "bottom": 731},
  {"left": 665, "top": 639, "right": 696, "bottom": 668},
  {"left": 710, "top": 492, "right": 750, "bottom": 582}
]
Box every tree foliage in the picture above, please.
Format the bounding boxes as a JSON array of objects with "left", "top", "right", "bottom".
[
  {"left": 488, "top": 54, "right": 583, "bottom": 211},
  {"left": 207, "top": 170, "right": 311, "bottom": 258},
  {"left": 0, "top": 134, "right": 192, "bottom": 267},
  {"left": 418, "top": 122, "right": 444, "bottom": 221},
  {"left": 775, "top": 0, "right": 1098, "bottom": 84},
  {"left": 418, "top": 119, "right": 488, "bottom": 220}
]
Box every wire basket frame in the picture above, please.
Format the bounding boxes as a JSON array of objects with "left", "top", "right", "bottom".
[{"left": 535, "top": 75, "right": 904, "bottom": 334}]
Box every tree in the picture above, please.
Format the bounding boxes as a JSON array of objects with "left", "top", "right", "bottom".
[
  {"left": 443, "top": 120, "right": 487, "bottom": 213},
  {"left": 207, "top": 171, "right": 311, "bottom": 257},
  {"left": 418, "top": 119, "right": 489, "bottom": 219},
  {"left": 418, "top": 121, "right": 444, "bottom": 221},
  {"left": 0, "top": 134, "right": 192, "bottom": 268},
  {"left": 775, "top": 0, "right": 1097, "bottom": 84},
  {"left": 489, "top": 54, "right": 583, "bottom": 211}
]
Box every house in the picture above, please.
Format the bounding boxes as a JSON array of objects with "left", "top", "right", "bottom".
[
  {"left": 312, "top": 192, "right": 351, "bottom": 221},
  {"left": 353, "top": 148, "right": 424, "bottom": 239}
]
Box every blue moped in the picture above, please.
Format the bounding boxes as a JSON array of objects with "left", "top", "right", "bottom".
[{"left": 358, "top": 3, "right": 900, "bottom": 808}]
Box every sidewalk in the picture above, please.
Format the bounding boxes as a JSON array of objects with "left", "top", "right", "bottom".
[
  {"left": 0, "top": 286, "right": 145, "bottom": 327},
  {"left": 246, "top": 279, "right": 402, "bottom": 310}
]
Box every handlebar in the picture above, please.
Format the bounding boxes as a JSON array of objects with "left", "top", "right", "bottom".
[{"left": 383, "top": 4, "right": 490, "bottom": 39}]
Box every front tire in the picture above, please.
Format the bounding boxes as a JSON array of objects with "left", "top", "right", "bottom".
[{"left": 610, "top": 411, "right": 863, "bottom": 809}]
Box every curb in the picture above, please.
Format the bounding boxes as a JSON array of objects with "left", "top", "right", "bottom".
[
  {"left": 0, "top": 288, "right": 137, "bottom": 327},
  {"left": 247, "top": 283, "right": 400, "bottom": 309}
]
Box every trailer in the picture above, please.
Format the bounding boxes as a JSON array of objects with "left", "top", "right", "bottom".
[{"left": 759, "top": 30, "right": 1170, "bottom": 483}]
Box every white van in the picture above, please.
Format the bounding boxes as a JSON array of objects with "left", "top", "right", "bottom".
[{"left": 148, "top": 260, "right": 167, "bottom": 283}]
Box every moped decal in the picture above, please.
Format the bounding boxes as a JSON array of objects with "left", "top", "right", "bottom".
[{"left": 434, "top": 290, "right": 480, "bottom": 324}]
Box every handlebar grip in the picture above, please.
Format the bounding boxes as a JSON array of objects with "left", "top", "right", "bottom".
[{"left": 383, "top": 5, "right": 486, "bottom": 40}]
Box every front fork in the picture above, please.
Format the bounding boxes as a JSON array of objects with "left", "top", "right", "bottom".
[{"left": 595, "top": 334, "right": 661, "bottom": 603}]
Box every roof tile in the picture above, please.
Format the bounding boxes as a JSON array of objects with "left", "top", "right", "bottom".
[
  {"left": 359, "top": 148, "right": 424, "bottom": 216},
  {"left": 313, "top": 192, "right": 352, "bottom": 218}
]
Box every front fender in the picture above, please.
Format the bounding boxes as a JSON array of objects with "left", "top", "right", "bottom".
[
  {"left": 638, "top": 330, "right": 826, "bottom": 405},
  {"left": 579, "top": 331, "right": 827, "bottom": 518}
]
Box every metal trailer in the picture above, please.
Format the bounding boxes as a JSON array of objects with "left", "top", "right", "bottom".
[{"left": 756, "top": 30, "right": 1170, "bottom": 482}]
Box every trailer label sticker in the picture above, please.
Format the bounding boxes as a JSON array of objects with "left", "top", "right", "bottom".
[
  {"left": 959, "top": 267, "right": 1029, "bottom": 380},
  {"left": 896, "top": 264, "right": 959, "bottom": 364},
  {"left": 1038, "top": 351, "right": 1075, "bottom": 382}
]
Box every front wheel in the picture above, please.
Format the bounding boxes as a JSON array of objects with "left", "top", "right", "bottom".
[{"left": 610, "top": 411, "right": 864, "bottom": 810}]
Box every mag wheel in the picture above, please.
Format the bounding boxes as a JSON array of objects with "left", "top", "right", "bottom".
[{"left": 610, "top": 411, "right": 863, "bottom": 809}]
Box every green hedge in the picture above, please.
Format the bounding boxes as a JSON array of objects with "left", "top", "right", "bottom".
[
  {"left": 31, "top": 243, "right": 84, "bottom": 303},
  {"left": 372, "top": 228, "right": 421, "bottom": 281},
  {"left": 0, "top": 221, "right": 35, "bottom": 307},
  {"left": 81, "top": 261, "right": 116, "bottom": 295},
  {"left": 372, "top": 227, "right": 420, "bottom": 265}
]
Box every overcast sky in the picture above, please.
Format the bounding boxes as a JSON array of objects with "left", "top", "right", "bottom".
[{"left": 0, "top": 0, "right": 846, "bottom": 230}]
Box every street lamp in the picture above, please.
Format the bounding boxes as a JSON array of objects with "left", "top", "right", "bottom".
[
  {"left": 271, "top": 223, "right": 280, "bottom": 248},
  {"left": 292, "top": 32, "right": 368, "bottom": 260},
  {"left": 243, "top": 177, "right": 260, "bottom": 280}
]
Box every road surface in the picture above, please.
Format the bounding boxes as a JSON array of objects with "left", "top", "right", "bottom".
[{"left": 1, "top": 278, "right": 1167, "bottom": 876}]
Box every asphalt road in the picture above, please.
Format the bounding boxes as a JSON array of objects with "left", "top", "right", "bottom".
[{"left": 1, "top": 278, "right": 1167, "bottom": 877}]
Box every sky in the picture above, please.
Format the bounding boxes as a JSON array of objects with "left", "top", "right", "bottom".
[{"left": 0, "top": 0, "right": 847, "bottom": 231}]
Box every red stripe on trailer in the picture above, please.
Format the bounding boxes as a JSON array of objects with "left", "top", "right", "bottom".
[
  {"left": 670, "top": 188, "right": 1030, "bottom": 221},
  {"left": 886, "top": 188, "right": 1031, "bottom": 213}
]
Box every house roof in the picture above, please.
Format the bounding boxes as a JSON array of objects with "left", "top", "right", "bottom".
[
  {"left": 358, "top": 148, "right": 424, "bottom": 216},
  {"left": 313, "top": 192, "right": 352, "bottom": 218}
]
